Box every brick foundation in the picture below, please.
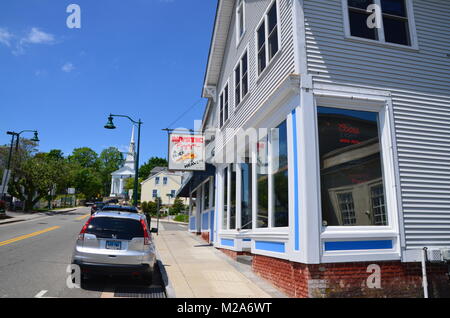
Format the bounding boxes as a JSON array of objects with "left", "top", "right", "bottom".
[
  {"left": 251, "top": 254, "right": 450, "bottom": 298},
  {"left": 201, "top": 232, "right": 210, "bottom": 244},
  {"left": 219, "top": 248, "right": 251, "bottom": 261}
]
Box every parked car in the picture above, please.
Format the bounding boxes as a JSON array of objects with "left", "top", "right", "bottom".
[
  {"left": 71, "top": 211, "right": 157, "bottom": 283},
  {"left": 101, "top": 205, "right": 139, "bottom": 213},
  {"left": 85, "top": 201, "right": 94, "bottom": 207},
  {"left": 90, "top": 202, "right": 106, "bottom": 215},
  {"left": 105, "top": 198, "right": 119, "bottom": 204}
]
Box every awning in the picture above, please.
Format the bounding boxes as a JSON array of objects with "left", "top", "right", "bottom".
[{"left": 176, "top": 164, "right": 216, "bottom": 198}]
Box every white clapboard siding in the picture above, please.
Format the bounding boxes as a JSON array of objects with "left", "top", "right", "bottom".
[
  {"left": 216, "top": 0, "right": 296, "bottom": 149},
  {"left": 304, "top": 0, "right": 450, "bottom": 248}
]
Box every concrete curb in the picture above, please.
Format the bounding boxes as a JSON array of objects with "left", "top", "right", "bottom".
[
  {"left": 154, "top": 241, "right": 176, "bottom": 298},
  {"left": 0, "top": 208, "right": 79, "bottom": 226}
]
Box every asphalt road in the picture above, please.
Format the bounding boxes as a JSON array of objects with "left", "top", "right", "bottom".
[{"left": 0, "top": 207, "right": 165, "bottom": 298}]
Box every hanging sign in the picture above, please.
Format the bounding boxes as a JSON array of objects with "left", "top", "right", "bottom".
[{"left": 168, "top": 133, "right": 206, "bottom": 171}]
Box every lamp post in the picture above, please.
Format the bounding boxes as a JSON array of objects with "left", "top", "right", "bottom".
[
  {"left": 104, "top": 114, "right": 142, "bottom": 207},
  {"left": 1, "top": 130, "right": 40, "bottom": 200}
]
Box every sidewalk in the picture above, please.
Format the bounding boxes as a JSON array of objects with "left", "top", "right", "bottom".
[
  {"left": 0, "top": 207, "right": 80, "bottom": 225},
  {"left": 153, "top": 221, "right": 285, "bottom": 298}
]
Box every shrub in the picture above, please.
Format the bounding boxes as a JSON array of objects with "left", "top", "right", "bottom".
[{"left": 174, "top": 214, "right": 189, "bottom": 223}]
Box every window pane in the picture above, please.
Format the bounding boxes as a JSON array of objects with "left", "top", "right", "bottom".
[
  {"left": 381, "top": 0, "right": 406, "bottom": 17},
  {"left": 224, "top": 85, "right": 229, "bottom": 122},
  {"left": 241, "top": 162, "right": 252, "bottom": 230},
  {"left": 371, "top": 184, "right": 387, "bottom": 225},
  {"left": 337, "top": 193, "right": 356, "bottom": 225},
  {"left": 383, "top": 17, "right": 409, "bottom": 45},
  {"left": 238, "top": 4, "right": 244, "bottom": 37},
  {"left": 257, "top": 136, "right": 269, "bottom": 228},
  {"left": 348, "top": 0, "right": 373, "bottom": 9},
  {"left": 317, "top": 106, "right": 388, "bottom": 227},
  {"left": 268, "top": 2, "right": 277, "bottom": 33},
  {"left": 349, "top": 11, "right": 377, "bottom": 40},
  {"left": 230, "top": 166, "right": 236, "bottom": 229},
  {"left": 257, "top": 24, "right": 266, "bottom": 74},
  {"left": 219, "top": 93, "right": 224, "bottom": 127},
  {"left": 268, "top": 26, "right": 279, "bottom": 60},
  {"left": 223, "top": 167, "right": 228, "bottom": 228},
  {"left": 272, "top": 121, "right": 289, "bottom": 227},
  {"left": 235, "top": 67, "right": 241, "bottom": 105},
  {"left": 86, "top": 217, "right": 143, "bottom": 240}
]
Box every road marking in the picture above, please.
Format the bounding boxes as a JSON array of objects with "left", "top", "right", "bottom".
[
  {"left": 75, "top": 214, "right": 90, "bottom": 221},
  {"left": 35, "top": 290, "right": 48, "bottom": 298},
  {"left": 0, "top": 226, "right": 60, "bottom": 247}
]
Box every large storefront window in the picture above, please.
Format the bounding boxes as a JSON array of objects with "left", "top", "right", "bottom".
[
  {"left": 241, "top": 162, "right": 252, "bottom": 230},
  {"left": 317, "top": 106, "right": 388, "bottom": 227},
  {"left": 256, "top": 135, "right": 269, "bottom": 228},
  {"left": 271, "top": 120, "right": 289, "bottom": 227}
]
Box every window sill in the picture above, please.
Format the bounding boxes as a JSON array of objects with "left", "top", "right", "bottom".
[
  {"left": 256, "top": 49, "right": 283, "bottom": 85},
  {"left": 321, "top": 225, "right": 398, "bottom": 240},
  {"left": 344, "top": 35, "right": 419, "bottom": 52}
]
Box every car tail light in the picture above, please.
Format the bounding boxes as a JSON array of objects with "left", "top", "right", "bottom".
[
  {"left": 140, "top": 219, "right": 150, "bottom": 245},
  {"left": 78, "top": 216, "right": 94, "bottom": 241}
]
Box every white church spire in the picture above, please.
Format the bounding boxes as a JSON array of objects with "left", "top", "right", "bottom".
[{"left": 124, "top": 125, "right": 135, "bottom": 168}]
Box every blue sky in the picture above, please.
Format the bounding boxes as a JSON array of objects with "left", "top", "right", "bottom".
[{"left": 0, "top": 0, "right": 217, "bottom": 162}]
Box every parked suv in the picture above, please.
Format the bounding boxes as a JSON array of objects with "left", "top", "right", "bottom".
[
  {"left": 71, "top": 211, "right": 156, "bottom": 283},
  {"left": 90, "top": 202, "right": 106, "bottom": 215}
]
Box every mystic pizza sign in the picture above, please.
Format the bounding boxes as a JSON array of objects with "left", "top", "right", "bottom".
[{"left": 168, "top": 133, "right": 206, "bottom": 171}]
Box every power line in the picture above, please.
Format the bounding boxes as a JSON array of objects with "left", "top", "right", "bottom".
[{"left": 165, "top": 98, "right": 204, "bottom": 130}]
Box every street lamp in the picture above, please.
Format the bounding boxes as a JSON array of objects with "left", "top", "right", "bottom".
[
  {"left": 104, "top": 114, "right": 142, "bottom": 207},
  {"left": 1, "top": 130, "right": 40, "bottom": 200}
]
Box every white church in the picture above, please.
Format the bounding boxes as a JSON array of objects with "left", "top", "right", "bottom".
[{"left": 109, "top": 127, "right": 136, "bottom": 198}]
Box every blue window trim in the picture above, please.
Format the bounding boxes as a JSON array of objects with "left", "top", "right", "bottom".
[
  {"left": 324, "top": 240, "right": 393, "bottom": 251},
  {"left": 221, "top": 239, "right": 234, "bottom": 247},
  {"left": 255, "top": 241, "right": 285, "bottom": 253}
]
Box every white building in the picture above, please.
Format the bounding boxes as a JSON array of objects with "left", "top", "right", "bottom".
[
  {"left": 110, "top": 127, "right": 136, "bottom": 198},
  {"left": 178, "top": 0, "right": 450, "bottom": 298}
]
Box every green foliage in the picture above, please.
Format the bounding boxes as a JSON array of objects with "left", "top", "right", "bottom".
[
  {"left": 141, "top": 201, "right": 158, "bottom": 216},
  {"left": 8, "top": 149, "right": 68, "bottom": 211},
  {"left": 169, "top": 197, "right": 186, "bottom": 215},
  {"left": 69, "top": 147, "right": 100, "bottom": 169},
  {"left": 174, "top": 214, "right": 189, "bottom": 223},
  {"left": 99, "top": 147, "right": 124, "bottom": 196},
  {"left": 139, "top": 157, "right": 168, "bottom": 179}
]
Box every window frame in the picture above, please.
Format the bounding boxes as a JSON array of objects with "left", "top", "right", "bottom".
[
  {"left": 342, "top": 0, "right": 419, "bottom": 50},
  {"left": 255, "top": 0, "right": 282, "bottom": 78},
  {"left": 313, "top": 91, "right": 402, "bottom": 263},
  {"left": 234, "top": 48, "right": 249, "bottom": 110},
  {"left": 219, "top": 80, "right": 230, "bottom": 128},
  {"left": 235, "top": 0, "right": 246, "bottom": 47}
]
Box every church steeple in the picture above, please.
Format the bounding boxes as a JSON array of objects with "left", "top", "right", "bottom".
[{"left": 124, "top": 125, "right": 135, "bottom": 169}]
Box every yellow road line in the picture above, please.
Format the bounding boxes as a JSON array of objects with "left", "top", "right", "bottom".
[
  {"left": 0, "top": 226, "right": 60, "bottom": 247},
  {"left": 75, "top": 214, "right": 90, "bottom": 221}
]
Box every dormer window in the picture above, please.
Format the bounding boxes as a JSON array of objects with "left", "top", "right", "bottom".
[{"left": 236, "top": 0, "right": 245, "bottom": 45}]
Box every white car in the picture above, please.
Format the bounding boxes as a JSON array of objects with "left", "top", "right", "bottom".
[{"left": 72, "top": 211, "right": 157, "bottom": 283}]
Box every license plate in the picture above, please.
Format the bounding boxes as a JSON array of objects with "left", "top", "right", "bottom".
[{"left": 106, "top": 241, "right": 122, "bottom": 250}]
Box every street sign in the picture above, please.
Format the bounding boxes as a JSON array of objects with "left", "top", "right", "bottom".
[
  {"left": 168, "top": 133, "right": 206, "bottom": 171},
  {"left": 67, "top": 188, "right": 76, "bottom": 195}
]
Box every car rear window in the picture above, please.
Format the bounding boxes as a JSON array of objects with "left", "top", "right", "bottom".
[{"left": 86, "top": 217, "right": 143, "bottom": 240}]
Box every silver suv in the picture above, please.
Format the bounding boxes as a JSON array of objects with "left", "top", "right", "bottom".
[{"left": 71, "top": 211, "right": 156, "bottom": 283}]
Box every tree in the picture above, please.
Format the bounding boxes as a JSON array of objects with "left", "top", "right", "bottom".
[
  {"left": 169, "top": 197, "right": 186, "bottom": 215},
  {"left": 139, "top": 157, "right": 168, "bottom": 179},
  {"left": 99, "top": 147, "right": 124, "bottom": 196},
  {"left": 69, "top": 147, "right": 100, "bottom": 169},
  {"left": 124, "top": 177, "right": 143, "bottom": 200},
  {"left": 8, "top": 151, "right": 67, "bottom": 211}
]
